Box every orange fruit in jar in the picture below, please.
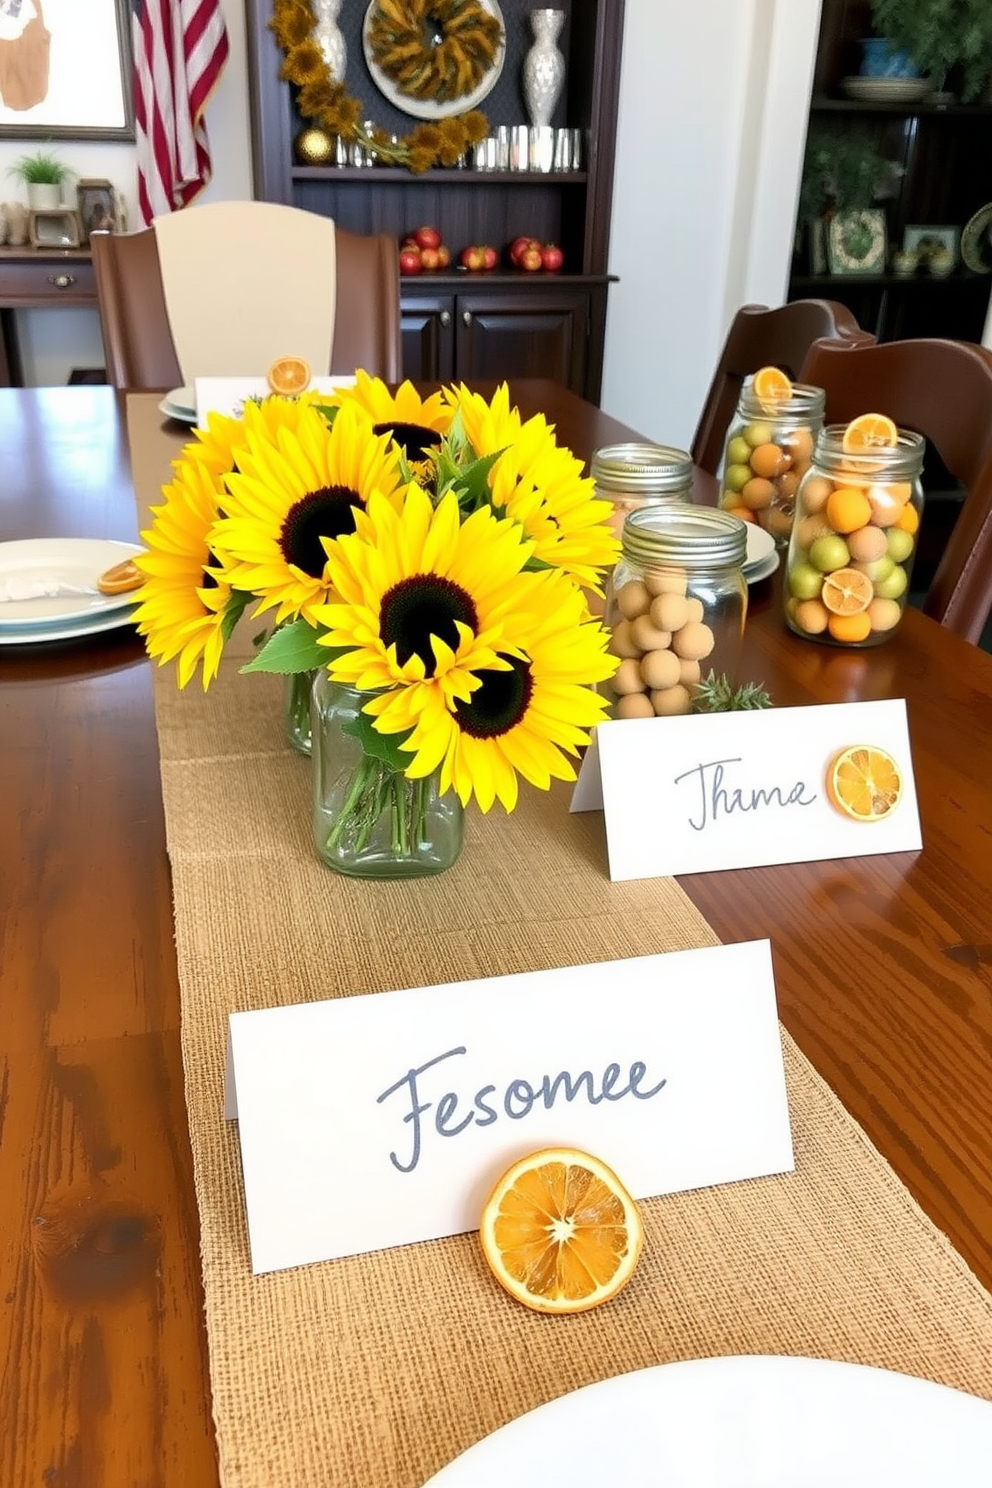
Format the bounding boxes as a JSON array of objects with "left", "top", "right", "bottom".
[
  {"left": 827, "top": 611, "right": 872, "bottom": 643},
  {"left": 751, "top": 365, "right": 793, "bottom": 411},
  {"left": 783, "top": 426, "right": 814, "bottom": 466},
  {"left": 895, "top": 503, "right": 920, "bottom": 535},
  {"left": 841, "top": 412, "right": 898, "bottom": 453},
  {"left": 748, "top": 442, "right": 789, "bottom": 479},
  {"left": 794, "top": 597, "right": 830, "bottom": 634},
  {"left": 740, "top": 476, "right": 776, "bottom": 510},
  {"left": 820, "top": 567, "right": 873, "bottom": 615},
  {"left": 723, "top": 503, "right": 756, "bottom": 523},
  {"left": 826, "top": 744, "right": 903, "bottom": 822},
  {"left": 267, "top": 355, "right": 312, "bottom": 395},
  {"left": 867, "top": 485, "right": 904, "bottom": 527},
  {"left": 825, "top": 486, "right": 872, "bottom": 534},
  {"left": 479, "top": 1147, "right": 644, "bottom": 1314},
  {"left": 800, "top": 474, "right": 834, "bottom": 514}
]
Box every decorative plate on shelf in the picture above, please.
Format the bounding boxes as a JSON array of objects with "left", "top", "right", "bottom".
[
  {"left": 841, "top": 76, "right": 932, "bottom": 103},
  {"left": 961, "top": 202, "right": 992, "bottom": 274},
  {"left": 361, "top": 0, "right": 505, "bottom": 120}
]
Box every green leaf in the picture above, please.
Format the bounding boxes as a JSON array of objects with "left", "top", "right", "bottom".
[
  {"left": 342, "top": 707, "right": 414, "bottom": 772},
  {"left": 219, "top": 587, "right": 255, "bottom": 642},
  {"left": 691, "top": 670, "right": 773, "bottom": 712},
  {"left": 240, "top": 617, "right": 329, "bottom": 674}
]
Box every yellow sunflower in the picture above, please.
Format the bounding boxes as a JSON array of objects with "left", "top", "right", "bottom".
[
  {"left": 131, "top": 459, "right": 237, "bottom": 690},
  {"left": 448, "top": 382, "right": 620, "bottom": 592},
  {"left": 314, "top": 485, "right": 614, "bottom": 811},
  {"left": 209, "top": 400, "right": 405, "bottom": 626},
  {"left": 181, "top": 391, "right": 327, "bottom": 490},
  {"left": 326, "top": 369, "right": 454, "bottom": 471}
]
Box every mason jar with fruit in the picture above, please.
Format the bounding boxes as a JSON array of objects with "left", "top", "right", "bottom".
[
  {"left": 604, "top": 506, "right": 748, "bottom": 720},
  {"left": 784, "top": 415, "right": 924, "bottom": 649},
  {"left": 718, "top": 367, "right": 824, "bottom": 548},
  {"left": 590, "top": 442, "right": 693, "bottom": 540}
]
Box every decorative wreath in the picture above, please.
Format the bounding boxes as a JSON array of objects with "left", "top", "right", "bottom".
[
  {"left": 367, "top": 0, "right": 502, "bottom": 106},
  {"left": 270, "top": 0, "right": 491, "bottom": 174}
]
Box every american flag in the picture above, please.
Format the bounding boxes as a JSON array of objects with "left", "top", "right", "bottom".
[{"left": 132, "top": 0, "right": 230, "bottom": 226}]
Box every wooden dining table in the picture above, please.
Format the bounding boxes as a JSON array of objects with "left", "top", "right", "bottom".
[{"left": 2, "top": 382, "right": 991, "bottom": 1486}]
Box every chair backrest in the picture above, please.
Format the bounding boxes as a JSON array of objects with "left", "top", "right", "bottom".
[
  {"left": 691, "top": 300, "right": 872, "bottom": 475},
  {"left": 92, "top": 207, "right": 402, "bottom": 390},
  {"left": 799, "top": 335, "right": 992, "bottom": 645}
]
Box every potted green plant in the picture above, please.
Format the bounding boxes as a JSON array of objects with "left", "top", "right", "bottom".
[
  {"left": 5, "top": 149, "right": 73, "bottom": 210},
  {"left": 797, "top": 125, "right": 901, "bottom": 274},
  {"left": 868, "top": 0, "right": 992, "bottom": 101}
]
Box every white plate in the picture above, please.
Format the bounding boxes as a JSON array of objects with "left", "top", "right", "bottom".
[
  {"left": 165, "top": 384, "right": 195, "bottom": 413},
  {"left": 423, "top": 1356, "right": 992, "bottom": 1487},
  {"left": 841, "top": 76, "right": 932, "bottom": 103},
  {"left": 746, "top": 549, "right": 780, "bottom": 585},
  {"left": 743, "top": 522, "right": 776, "bottom": 572},
  {"left": 0, "top": 607, "right": 139, "bottom": 647},
  {"left": 0, "top": 539, "right": 143, "bottom": 628},
  {"left": 158, "top": 396, "right": 198, "bottom": 426},
  {"left": 362, "top": 0, "right": 505, "bottom": 120}
]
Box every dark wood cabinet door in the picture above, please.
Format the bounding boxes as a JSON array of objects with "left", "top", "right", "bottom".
[
  {"left": 400, "top": 293, "right": 455, "bottom": 383},
  {"left": 455, "top": 290, "right": 590, "bottom": 394}
]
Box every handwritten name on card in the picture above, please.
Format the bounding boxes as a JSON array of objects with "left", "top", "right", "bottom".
[
  {"left": 224, "top": 941, "right": 793, "bottom": 1274},
  {"left": 571, "top": 698, "right": 922, "bottom": 881}
]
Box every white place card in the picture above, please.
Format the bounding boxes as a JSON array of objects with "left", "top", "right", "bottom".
[
  {"left": 225, "top": 941, "right": 793, "bottom": 1274},
  {"left": 194, "top": 374, "right": 357, "bottom": 423},
  {"left": 571, "top": 698, "right": 921, "bottom": 881}
]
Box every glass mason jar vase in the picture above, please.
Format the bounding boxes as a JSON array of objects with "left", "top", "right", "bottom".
[
  {"left": 604, "top": 506, "right": 748, "bottom": 719},
  {"left": 285, "top": 668, "right": 316, "bottom": 755},
  {"left": 311, "top": 671, "right": 464, "bottom": 878},
  {"left": 718, "top": 381, "right": 825, "bottom": 547},
  {"left": 590, "top": 443, "right": 693, "bottom": 540},
  {"left": 784, "top": 425, "right": 925, "bottom": 648}
]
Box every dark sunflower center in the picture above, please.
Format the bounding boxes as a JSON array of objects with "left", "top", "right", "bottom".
[
  {"left": 454, "top": 655, "right": 533, "bottom": 738},
  {"left": 373, "top": 420, "right": 443, "bottom": 464},
  {"left": 280, "top": 485, "right": 360, "bottom": 576},
  {"left": 380, "top": 575, "right": 477, "bottom": 676}
]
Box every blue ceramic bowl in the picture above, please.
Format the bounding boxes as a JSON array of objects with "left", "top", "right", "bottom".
[{"left": 860, "top": 39, "right": 918, "bottom": 78}]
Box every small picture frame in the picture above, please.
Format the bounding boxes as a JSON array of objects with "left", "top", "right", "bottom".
[
  {"left": 29, "top": 209, "right": 82, "bottom": 249},
  {"left": 827, "top": 209, "right": 888, "bottom": 275},
  {"left": 903, "top": 224, "right": 959, "bottom": 268},
  {"left": 76, "top": 178, "right": 117, "bottom": 244}
]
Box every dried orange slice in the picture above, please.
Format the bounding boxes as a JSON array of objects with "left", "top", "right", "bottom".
[
  {"left": 96, "top": 557, "right": 143, "bottom": 595},
  {"left": 820, "top": 567, "right": 873, "bottom": 615},
  {"left": 826, "top": 744, "right": 903, "bottom": 822},
  {"left": 479, "top": 1147, "right": 643, "bottom": 1315},
  {"left": 751, "top": 365, "right": 793, "bottom": 411},
  {"left": 841, "top": 413, "right": 898, "bottom": 453},
  {"left": 267, "top": 355, "right": 311, "bottom": 395}
]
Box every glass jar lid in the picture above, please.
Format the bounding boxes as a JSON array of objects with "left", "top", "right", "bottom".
[
  {"left": 621, "top": 505, "right": 748, "bottom": 569},
  {"left": 590, "top": 442, "right": 693, "bottom": 494}
]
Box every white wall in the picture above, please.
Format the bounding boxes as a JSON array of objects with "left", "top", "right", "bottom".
[
  {"left": 599, "top": 0, "right": 822, "bottom": 448},
  {"left": 0, "top": 0, "right": 252, "bottom": 385}
]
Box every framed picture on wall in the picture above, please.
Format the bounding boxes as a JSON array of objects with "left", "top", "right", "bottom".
[
  {"left": 0, "top": 0, "right": 134, "bottom": 140},
  {"left": 827, "top": 209, "right": 888, "bottom": 276}
]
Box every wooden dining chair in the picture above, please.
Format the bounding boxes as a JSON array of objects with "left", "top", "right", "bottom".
[
  {"left": 691, "top": 299, "right": 872, "bottom": 475},
  {"left": 92, "top": 202, "right": 402, "bottom": 390},
  {"left": 799, "top": 335, "right": 992, "bottom": 645}
]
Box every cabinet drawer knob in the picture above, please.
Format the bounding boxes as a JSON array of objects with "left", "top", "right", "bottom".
[
  {"left": 462, "top": 310, "right": 472, "bottom": 327},
  {"left": 439, "top": 310, "right": 451, "bottom": 328},
  {"left": 49, "top": 274, "right": 77, "bottom": 290}
]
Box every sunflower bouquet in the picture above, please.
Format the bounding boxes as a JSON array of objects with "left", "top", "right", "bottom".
[{"left": 132, "top": 374, "right": 620, "bottom": 876}]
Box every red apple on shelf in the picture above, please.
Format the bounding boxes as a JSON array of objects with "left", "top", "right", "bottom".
[
  {"left": 481, "top": 244, "right": 498, "bottom": 270},
  {"left": 436, "top": 244, "right": 451, "bottom": 268},
  {"left": 412, "top": 224, "right": 442, "bottom": 251},
  {"left": 398, "top": 245, "right": 422, "bottom": 275},
  {"left": 460, "top": 245, "right": 486, "bottom": 271},
  {"left": 508, "top": 235, "right": 541, "bottom": 267},
  {"left": 540, "top": 243, "right": 564, "bottom": 272},
  {"left": 419, "top": 246, "right": 442, "bottom": 271},
  {"left": 519, "top": 244, "right": 544, "bottom": 272}
]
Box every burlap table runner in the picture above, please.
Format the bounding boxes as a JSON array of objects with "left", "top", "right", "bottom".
[{"left": 128, "top": 395, "right": 992, "bottom": 1488}]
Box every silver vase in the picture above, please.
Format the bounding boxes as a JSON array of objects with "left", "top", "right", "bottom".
[
  {"left": 313, "top": 0, "right": 346, "bottom": 82},
  {"left": 522, "top": 9, "right": 565, "bottom": 128}
]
